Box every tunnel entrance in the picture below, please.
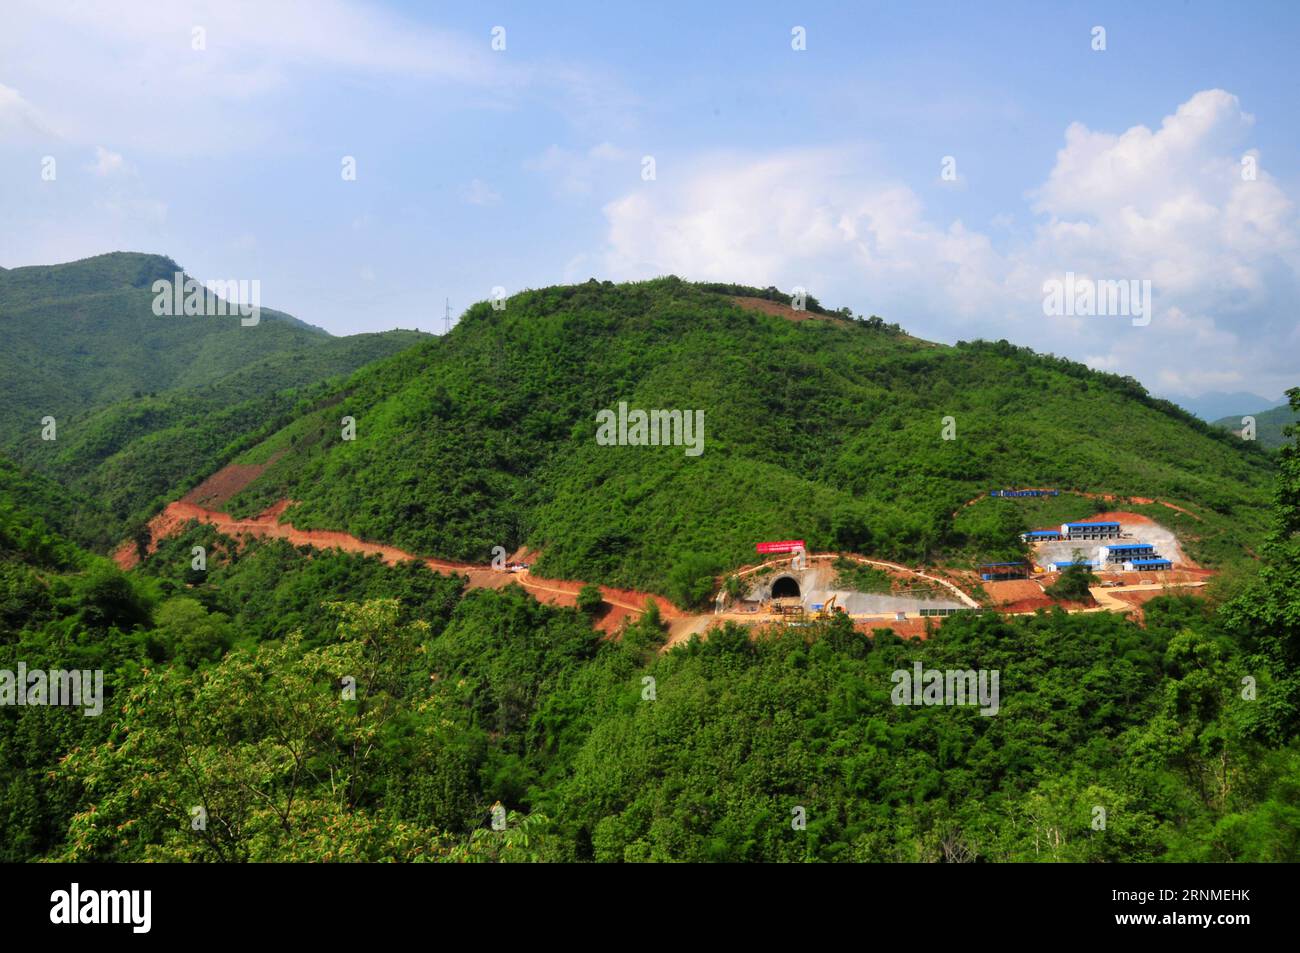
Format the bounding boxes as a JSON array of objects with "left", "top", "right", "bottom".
[{"left": 771, "top": 576, "right": 801, "bottom": 599}]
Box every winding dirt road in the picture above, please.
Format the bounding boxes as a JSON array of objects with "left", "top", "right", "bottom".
[
  {"left": 113, "top": 498, "right": 682, "bottom": 635},
  {"left": 955, "top": 489, "right": 1203, "bottom": 521},
  {"left": 114, "top": 465, "right": 1195, "bottom": 644}
]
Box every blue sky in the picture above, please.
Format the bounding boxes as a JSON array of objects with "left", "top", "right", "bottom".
[{"left": 2, "top": 0, "right": 1298, "bottom": 404}]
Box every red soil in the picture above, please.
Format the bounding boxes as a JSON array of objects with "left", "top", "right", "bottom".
[
  {"left": 856, "top": 618, "right": 933, "bottom": 640},
  {"left": 1085, "top": 509, "right": 1154, "bottom": 526},
  {"left": 112, "top": 498, "right": 679, "bottom": 636},
  {"left": 957, "top": 490, "right": 1203, "bottom": 522},
  {"left": 730, "top": 296, "right": 850, "bottom": 325},
  {"left": 180, "top": 453, "right": 281, "bottom": 509},
  {"left": 982, "top": 579, "right": 1046, "bottom": 605},
  {"left": 999, "top": 597, "right": 1078, "bottom": 614}
]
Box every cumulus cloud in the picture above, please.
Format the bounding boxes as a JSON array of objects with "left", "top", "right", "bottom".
[
  {"left": 88, "top": 146, "right": 127, "bottom": 177},
  {"left": 601, "top": 147, "right": 1006, "bottom": 327},
  {"left": 595, "top": 90, "right": 1300, "bottom": 401}
]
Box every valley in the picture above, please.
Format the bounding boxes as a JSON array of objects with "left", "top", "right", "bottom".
[{"left": 2, "top": 257, "right": 1297, "bottom": 866}]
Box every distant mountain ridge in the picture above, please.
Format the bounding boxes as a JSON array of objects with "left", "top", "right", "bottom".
[
  {"left": 1213, "top": 403, "right": 1300, "bottom": 449},
  {"left": 0, "top": 252, "right": 429, "bottom": 548},
  {"left": 0, "top": 251, "right": 331, "bottom": 444},
  {"left": 1169, "top": 390, "right": 1288, "bottom": 422}
]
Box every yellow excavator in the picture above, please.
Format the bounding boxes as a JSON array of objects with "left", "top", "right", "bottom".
[{"left": 815, "top": 595, "right": 841, "bottom": 619}]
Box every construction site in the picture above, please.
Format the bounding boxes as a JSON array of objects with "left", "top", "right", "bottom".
[
  {"left": 974, "top": 493, "right": 1212, "bottom": 616},
  {"left": 708, "top": 492, "right": 1215, "bottom": 638},
  {"left": 119, "top": 464, "right": 1217, "bottom": 648},
  {"left": 703, "top": 540, "right": 980, "bottom": 640}
]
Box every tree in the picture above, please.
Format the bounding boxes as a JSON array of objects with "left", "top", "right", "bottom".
[
  {"left": 723, "top": 574, "right": 745, "bottom": 602},
  {"left": 1045, "top": 564, "right": 1098, "bottom": 602},
  {"left": 665, "top": 553, "right": 722, "bottom": 609},
  {"left": 56, "top": 600, "right": 443, "bottom": 862},
  {"left": 577, "top": 583, "right": 603, "bottom": 617},
  {"left": 1220, "top": 385, "right": 1300, "bottom": 739},
  {"left": 148, "top": 597, "right": 233, "bottom": 668}
]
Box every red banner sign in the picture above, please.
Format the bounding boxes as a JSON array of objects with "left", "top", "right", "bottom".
[{"left": 756, "top": 540, "right": 805, "bottom": 554}]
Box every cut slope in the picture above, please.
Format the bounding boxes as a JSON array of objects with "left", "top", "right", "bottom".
[{"left": 115, "top": 496, "right": 680, "bottom": 636}]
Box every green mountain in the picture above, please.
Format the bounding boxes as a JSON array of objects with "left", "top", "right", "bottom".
[
  {"left": 0, "top": 252, "right": 428, "bottom": 547},
  {"left": 210, "top": 277, "right": 1276, "bottom": 601},
  {"left": 0, "top": 252, "right": 324, "bottom": 434},
  {"left": 1214, "top": 404, "right": 1300, "bottom": 449},
  {"left": 4, "top": 266, "right": 1299, "bottom": 865}
]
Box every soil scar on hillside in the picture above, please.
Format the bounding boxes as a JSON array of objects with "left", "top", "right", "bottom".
[
  {"left": 114, "top": 487, "right": 682, "bottom": 636},
  {"left": 730, "top": 296, "right": 851, "bottom": 325},
  {"left": 955, "top": 489, "right": 1204, "bottom": 522}
]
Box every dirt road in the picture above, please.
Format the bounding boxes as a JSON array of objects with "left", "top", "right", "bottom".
[
  {"left": 113, "top": 498, "right": 681, "bottom": 635},
  {"left": 955, "top": 489, "right": 1204, "bottom": 522},
  {"left": 115, "top": 462, "right": 1194, "bottom": 646}
]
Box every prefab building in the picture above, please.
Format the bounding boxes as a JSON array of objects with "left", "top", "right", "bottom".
[
  {"left": 1123, "top": 558, "right": 1173, "bottom": 572},
  {"left": 1098, "top": 543, "right": 1156, "bottom": 563},
  {"left": 1021, "top": 530, "right": 1063, "bottom": 542},
  {"left": 1060, "top": 521, "right": 1121, "bottom": 540},
  {"left": 979, "top": 562, "right": 1028, "bottom": 581},
  {"left": 1048, "top": 560, "right": 1097, "bottom": 572}
]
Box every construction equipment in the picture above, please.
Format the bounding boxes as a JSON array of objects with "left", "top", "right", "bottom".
[
  {"left": 768, "top": 599, "right": 804, "bottom": 620},
  {"left": 816, "top": 594, "right": 842, "bottom": 619}
]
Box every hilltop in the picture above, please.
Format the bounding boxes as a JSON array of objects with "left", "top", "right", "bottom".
[
  {"left": 191, "top": 277, "right": 1276, "bottom": 601},
  {"left": 0, "top": 252, "right": 429, "bottom": 547},
  {"left": 0, "top": 252, "right": 324, "bottom": 435}
]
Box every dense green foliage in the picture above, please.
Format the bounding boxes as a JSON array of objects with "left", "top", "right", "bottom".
[
  {"left": 3, "top": 390, "right": 1298, "bottom": 862},
  {"left": 0, "top": 252, "right": 427, "bottom": 548},
  {"left": 1044, "top": 564, "right": 1099, "bottom": 602},
  {"left": 1, "top": 252, "right": 324, "bottom": 442},
  {"left": 832, "top": 557, "right": 893, "bottom": 593},
  {"left": 576, "top": 582, "right": 604, "bottom": 616},
  {"left": 217, "top": 278, "right": 1273, "bottom": 598},
  {"left": 7, "top": 519, "right": 1298, "bottom": 862},
  {"left": 2, "top": 269, "right": 1297, "bottom": 864}
]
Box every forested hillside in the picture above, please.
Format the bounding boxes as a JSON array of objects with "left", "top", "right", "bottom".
[
  {"left": 3, "top": 265, "right": 1296, "bottom": 864},
  {"left": 0, "top": 252, "right": 427, "bottom": 548},
  {"left": 1214, "top": 404, "right": 1300, "bottom": 449},
  {"left": 216, "top": 278, "right": 1276, "bottom": 597},
  {"left": 2, "top": 389, "right": 1297, "bottom": 861},
  {"left": 0, "top": 252, "right": 325, "bottom": 436}
]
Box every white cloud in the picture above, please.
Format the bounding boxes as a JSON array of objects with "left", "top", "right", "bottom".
[
  {"left": 593, "top": 91, "right": 1300, "bottom": 400},
  {"left": 600, "top": 148, "right": 1005, "bottom": 324},
  {"left": 88, "top": 146, "right": 127, "bottom": 177},
  {"left": 0, "top": 0, "right": 618, "bottom": 157},
  {"left": 461, "top": 178, "right": 501, "bottom": 206}
]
